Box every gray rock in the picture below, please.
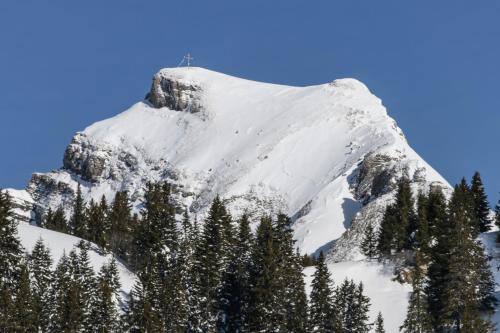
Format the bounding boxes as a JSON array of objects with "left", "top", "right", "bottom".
[
  {"left": 147, "top": 73, "right": 203, "bottom": 113},
  {"left": 353, "top": 153, "right": 398, "bottom": 203}
]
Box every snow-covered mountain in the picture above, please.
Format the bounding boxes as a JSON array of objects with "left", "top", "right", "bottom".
[
  {"left": 20, "top": 67, "right": 449, "bottom": 257},
  {"left": 10, "top": 67, "right": 454, "bottom": 331}
]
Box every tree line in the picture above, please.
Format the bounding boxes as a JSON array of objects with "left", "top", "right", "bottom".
[
  {"left": 1, "top": 184, "right": 386, "bottom": 332},
  {"left": 0, "top": 190, "right": 121, "bottom": 332},
  {"left": 361, "top": 171, "right": 498, "bottom": 333}
]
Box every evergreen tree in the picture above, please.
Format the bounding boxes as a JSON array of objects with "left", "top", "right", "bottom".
[
  {"left": 248, "top": 216, "right": 278, "bottom": 332},
  {"left": 377, "top": 174, "right": 418, "bottom": 255},
  {"left": 86, "top": 197, "right": 108, "bottom": 249},
  {"left": 374, "top": 312, "right": 385, "bottom": 333},
  {"left": 102, "top": 257, "right": 121, "bottom": 301},
  {"left": 44, "top": 206, "right": 68, "bottom": 233},
  {"left": 125, "top": 263, "right": 164, "bottom": 332},
  {"left": 496, "top": 199, "right": 500, "bottom": 243},
  {"left": 132, "top": 183, "right": 177, "bottom": 271},
  {"left": 11, "top": 262, "right": 37, "bottom": 332},
  {"left": 441, "top": 182, "right": 493, "bottom": 332},
  {"left": 273, "top": 213, "right": 308, "bottom": 333},
  {"left": 335, "top": 278, "right": 353, "bottom": 331},
  {"left": 70, "top": 184, "right": 87, "bottom": 238},
  {"left": 415, "top": 192, "right": 431, "bottom": 259},
  {"left": 470, "top": 171, "right": 491, "bottom": 233},
  {"left": 195, "top": 195, "right": 233, "bottom": 331},
  {"left": 165, "top": 210, "right": 192, "bottom": 333},
  {"left": 186, "top": 216, "right": 205, "bottom": 333},
  {"left": 0, "top": 283, "right": 14, "bottom": 332},
  {"left": 0, "top": 190, "right": 22, "bottom": 333},
  {"left": 360, "top": 223, "right": 378, "bottom": 259},
  {"left": 352, "top": 282, "right": 371, "bottom": 333},
  {"left": 377, "top": 205, "right": 397, "bottom": 256},
  {"left": 0, "top": 189, "right": 23, "bottom": 287},
  {"left": 91, "top": 260, "right": 121, "bottom": 333},
  {"left": 400, "top": 252, "right": 433, "bottom": 333},
  {"left": 426, "top": 187, "right": 448, "bottom": 240},
  {"left": 218, "top": 213, "right": 253, "bottom": 332},
  {"left": 309, "top": 251, "right": 336, "bottom": 333},
  {"left": 425, "top": 187, "right": 451, "bottom": 331},
  {"left": 108, "top": 190, "right": 133, "bottom": 262},
  {"left": 160, "top": 253, "right": 189, "bottom": 333},
  {"left": 52, "top": 251, "right": 82, "bottom": 332},
  {"left": 28, "top": 238, "right": 54, "bottom": 333},
  {"left": 393, "top": 175, "right": 417, "bottom": 251},
  {"left": 335, "top": 279, "right": 371, "bottom": 333},
  {"left": 75, "top": 242, "right": 98, "bottom": 333},
  {"left": 285, "top": 249, "right": 309, "bottom": 333}
]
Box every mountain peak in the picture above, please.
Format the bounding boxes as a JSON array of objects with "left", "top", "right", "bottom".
[
  {"left": 25, "top": 67, "right": 448, "bottom": 260},
  {"left": 156, "top": 66, "right": 233, "bottom": 82}
]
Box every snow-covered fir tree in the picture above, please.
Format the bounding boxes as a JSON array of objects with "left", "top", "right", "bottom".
[
  {"left": 470, "top": 171, "right": 491, "bottom": 233},
  {"left": 309, "top": 251, "right": 336, "bottom": 332},
  {"left": 400, "top": 252, "right": 433, "bottom": 333},
  {"left": 92, "top": 259, "right": 121, "bottom": 332},
  {"left": 360, "top": 223, "right": 378, "bottom": 259},
  {"left": 335, "top": 279, "right": 371, "bottom": 333},
  {"left": 218, "top": 213, "right": 253, "bottom": 332},
  {"left": 28, "top": 238, "right": 54, "bottom": 332},
  {"left": 374, "top": 312, "right": 385, "bottom": 333},
  {"left": 71, "top": 183, "right": 87, "bottom": 238}
]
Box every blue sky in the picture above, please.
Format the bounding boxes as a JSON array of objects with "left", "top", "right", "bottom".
[{"left": 1, "top": 1, "right": 499, "bottom": 202}]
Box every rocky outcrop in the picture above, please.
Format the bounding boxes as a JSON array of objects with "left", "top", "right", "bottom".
[
  {"left": 326, "top": 153, "right": 449, "bottom": 262},
  {"left": 63, "top": 134, "right": 109, "bottom": 182},
  {"left": 26, "top": 173, "right": 76, "bottom": 222},
  {"left": 353, "top": 154, "right": 399, "bottom": 204},
  {"left": 146, "top": 73, "right": 203, "bottom": 113},
  {"left": 7, "top": 189, "right": 34, "bottom": 223}
]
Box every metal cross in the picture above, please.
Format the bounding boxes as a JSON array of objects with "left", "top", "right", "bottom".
[{"left": 185, "top": 53, "right": 193, "bottom": 67}]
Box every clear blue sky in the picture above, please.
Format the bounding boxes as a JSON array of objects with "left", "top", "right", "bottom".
[{"left": 1, "top": 1, "right": 499, "bottom": 203}]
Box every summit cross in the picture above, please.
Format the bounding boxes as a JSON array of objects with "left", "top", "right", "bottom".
[{"left": 185, "top": 53, "right": 193, "bottom": 67}]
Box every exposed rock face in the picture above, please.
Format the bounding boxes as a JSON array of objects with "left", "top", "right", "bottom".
[
  {"left": 326, "top": 153, "right": 449, "bottom": 262},
  {"left": 354, "top": 154, "right": 398, "bottom": 204},
  {"left": 147, "top": 72, "right": 203, "bottom": 113},
  {"left": 7, "top": 189, "right": 34, "bottom": 223},
  {"left": 27, "top": 173, "right": 76, "bottom": 222},
  {"left": 63, "top": 134, "right": 109, "bottom": 182}
]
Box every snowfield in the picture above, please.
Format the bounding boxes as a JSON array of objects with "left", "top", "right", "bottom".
[
  {"left": 305, "top": 261, "right": 411, "bottom": 333},
  {"left": 17, "top": 222, "right": 135, "bottom": 295}
]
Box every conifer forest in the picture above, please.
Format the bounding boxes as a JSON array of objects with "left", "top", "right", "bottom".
[{"left": 0, "top": 171, "right": 499, "bottom": 332}]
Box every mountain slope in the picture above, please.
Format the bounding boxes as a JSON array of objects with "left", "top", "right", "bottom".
[
  {"left": 23, "top": 67, "right": 449, "bottom": 261},
  {"left": 17, "top": 221, "right": 135, "bottom": 295}
]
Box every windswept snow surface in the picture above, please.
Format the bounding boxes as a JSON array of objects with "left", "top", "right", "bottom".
[
  {"left": 17, "top": 222, "right": 135, "bottom": 295},
  {"left": 304, "top": 260, "right": 411, "bottom": 333}
]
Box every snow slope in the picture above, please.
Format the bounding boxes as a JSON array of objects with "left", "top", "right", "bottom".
[
  {"left": 305, "top": 261, "right": 411, "bottom": 332},
  {"left": 17, "top": 222, "right": 135, "bottom": 295},
  {"left": 25, "top": 67, "right": 448, "bottom": 258}
]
